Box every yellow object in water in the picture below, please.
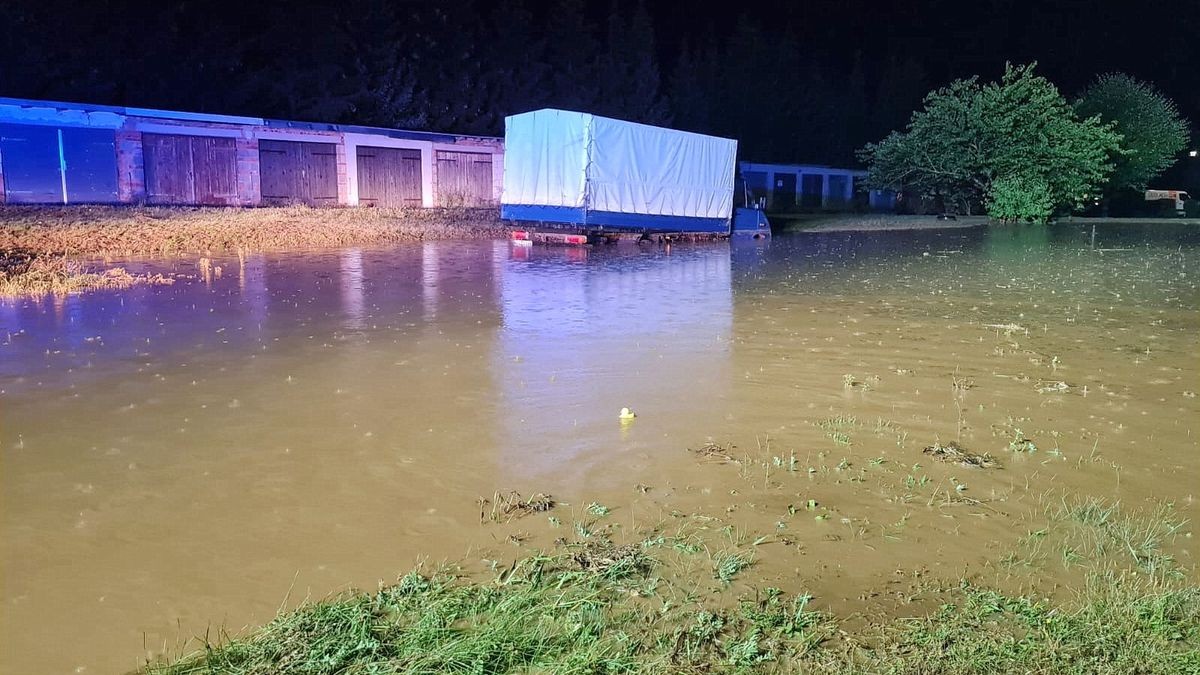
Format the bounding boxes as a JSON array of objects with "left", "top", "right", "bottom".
[{"left": 619, "top": 407, "right": 636, "bottom": 421}]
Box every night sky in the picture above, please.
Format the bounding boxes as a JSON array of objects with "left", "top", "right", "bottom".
[
  {"left": 1, "top": 0, "right": 1196, "bottom": 165},
  {"left": 655, "top": 0, "right": 1198, "bottom": 116}
]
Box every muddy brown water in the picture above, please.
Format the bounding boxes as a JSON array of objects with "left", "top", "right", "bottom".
[{"left": 2, "top": 224, "right": 1198, "bottom": 674}]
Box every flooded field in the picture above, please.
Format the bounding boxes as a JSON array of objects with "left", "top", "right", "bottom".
[{"left": 2, "top": 223, "right": 1198, "bottom": 674}]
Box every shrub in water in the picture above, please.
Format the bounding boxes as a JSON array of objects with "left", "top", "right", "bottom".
[{"left": 986, "top": 174, "right": 1055, "bottom": 223}]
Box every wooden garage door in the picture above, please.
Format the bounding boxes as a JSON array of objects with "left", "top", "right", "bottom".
[
  {"left": 435, "top": 151, "right": 493, "bottom": 206},
  {"left": 259, "top": 139, "right": 338, "bottom": 205},
  {"left": 356, "top": 146, "right": 422, "bottom": 207},
  {"left": 144, "top": 134, "right": 238, "bottom": 205}
]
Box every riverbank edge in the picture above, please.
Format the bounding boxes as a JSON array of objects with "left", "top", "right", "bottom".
[
  {"left": 773, "top": 214, "right": 990, "bottom": 232},
  {"left": 0, "top": 205, "right": 508, "bottom": 297},
  {"left": 776, "top": 213, "right": 1200, "bottom": 233},
  {"left": 0, "top": 204, "right": 508, "bottom": 259},
  {"left": 0, "top": 250, "right": 174, "bottom": 298},
  {"left": 141, "top": 544, "right": 1199, "bottom": 674}
]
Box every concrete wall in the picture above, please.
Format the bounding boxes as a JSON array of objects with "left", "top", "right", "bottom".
[
  {"left": 0, "top": 97, "right": 504, "bottom": 208},
  {"left": 740, "top": 162, "right": 864, "bottom": 210}
]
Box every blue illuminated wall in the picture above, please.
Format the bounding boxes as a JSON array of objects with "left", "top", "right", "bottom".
[{"left": 0, "top": 123, "right": 118, "bottom": 203}]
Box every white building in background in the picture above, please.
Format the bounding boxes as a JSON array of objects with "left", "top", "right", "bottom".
[{"left": 738, "top": 161, "right": 896, "bottom": 211}]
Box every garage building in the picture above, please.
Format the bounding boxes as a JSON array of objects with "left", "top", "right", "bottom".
[{"left": 0, "top": 97, "right": 504, "bottom": 209}]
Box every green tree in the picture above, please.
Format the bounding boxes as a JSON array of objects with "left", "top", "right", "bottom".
[
  {"left": 859, "top": 63, "right": 1122, "bottom": 219},
  {"left": 1075, "top": 73, "right": 1191, "bottom": 195},
  {"left": 986, "top": 174, "right": 1055, "bottom": 223}
]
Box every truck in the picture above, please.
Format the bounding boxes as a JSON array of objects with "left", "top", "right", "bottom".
[
  {"left": 500, "top": 109, "right": 769, "bottom": 242},
  {"left": 1144, "top": 189, "right": 1190, "bottom": 215}
]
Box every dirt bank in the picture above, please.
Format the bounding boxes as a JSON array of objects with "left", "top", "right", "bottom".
[
  {"left": 776, "top": 213, "right": 1200, "bottom": 232},
  {"left": 773, "top": 213, "right": 990, "bottom": 232},
  {"left": 0, "top": 204, "right": 506, "bottom": 257}
]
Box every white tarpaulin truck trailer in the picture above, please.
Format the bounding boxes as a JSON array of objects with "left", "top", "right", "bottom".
[{"left": 500, "top": 109, "right": 751, "bottom": 234}]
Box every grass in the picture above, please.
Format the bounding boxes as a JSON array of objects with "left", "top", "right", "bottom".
[
  {"left": 142, "top": 545, "right": 1200, "bottom": 675},
  {"left": 134, "top": 426, "right": 1198, "bottom": 674},
  {"left": 0, "top": 249, "right": 173, "bottom": 297},
  {"left": 1001, "top": 497, "right": 1190, "bottom": 585},
  {"left": 818, "top": 415, "right": 857, "bottom": 447},
  {"left": 0, "top": 204, "right": 505, "bottom": 257},
  {"left": 146, "top": 549, "right": 835, "bottom": 675},
  {"left": 1054, "top": 498, "right": 1189, "bottom": 580},
  {"left": 712, "top": 550, "right": 754, "bottom": 584},
  {"left": 842, "top": 574, "right": 1200, "bottom": 675}
]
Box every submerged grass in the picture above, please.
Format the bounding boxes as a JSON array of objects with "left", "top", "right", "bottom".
[
  {"left": 0, "top": 249, "right": 173, "bottom": 297},
  {"left": 144, "top": 525, "right": 1200, "bottom": 674},
  {"left": 1053, "top": 498, "right": 1189, "bottom": 580},
  {"left": 140, "top": 435, "right": 1198, "bottom": 674},
  {"left": 831, "top": 574, "right": 1200, "bottom": 675},
  {"left": 1, "top": 204, "right": 505, "bottom": 257},
  {"left": 1003, "top": 498, "right": 1190, "bottom": 579}
]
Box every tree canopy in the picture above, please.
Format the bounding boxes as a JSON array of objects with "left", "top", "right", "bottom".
[
  {"left": 859, "top": 64, "right": 1123, "bottom": 221},
  {"left": 1075, "top": 73, "right": 1191, "bottom": 194}
]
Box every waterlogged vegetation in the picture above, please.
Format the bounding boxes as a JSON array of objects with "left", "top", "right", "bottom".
[
  {"left": 146, "top": 499, "right": 1197, "bottom": 674},
  {"left": 0, "top": 249, "right": 173, "bottom": 297},
  {"left": 142, "top": 392, "right": 1195, "bottom": 656},
  {"left": 147, "top": 551, "right": 834, "bottom": 675},
  {"left": 148, "top": 373, "right": 1198, "bottom": 673},
  {"left": 0, "top": 205, "right": 505, "bottom": 299},
  {"left": 0, "top": 205, "right": 503, "bottom": 257}
]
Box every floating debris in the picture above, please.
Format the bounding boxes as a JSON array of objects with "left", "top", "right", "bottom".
[
  {"left": 923, "top": 441, "right": 999, "bottom": 469},
  {"left": 478, "top": 491, "right": 556, "bottom": 523},
  {"left": 571, "top": 540, "right": 650, "bottom": 577},
  {"left": 984, "top": 322, "right": 1028, "bottom": 335},
  {"left": 690, "top": 441, "right": 739, "bottom": 463},
  {"left": 1035, "top": 380, "right": 1070, "bottom": 394}
]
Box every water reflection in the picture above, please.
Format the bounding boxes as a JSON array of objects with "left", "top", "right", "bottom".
[
  {"left": 492, "top": 243, "right": 734, "bottom": 479},
  {"left": 339, "top": 249, "right": 365, "bottom": 331}
]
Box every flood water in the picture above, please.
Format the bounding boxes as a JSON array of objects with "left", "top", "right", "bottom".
[{"left": 2, "top": 223, "right": 1198, "bottom": 674}]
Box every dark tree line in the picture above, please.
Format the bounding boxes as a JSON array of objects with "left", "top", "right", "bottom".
[
  {"left": 0, "top": 0, "right": 929, "bottom": 166},
  {"left": 2, "top": 0, "right": 1195, "bottom": 168}
]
